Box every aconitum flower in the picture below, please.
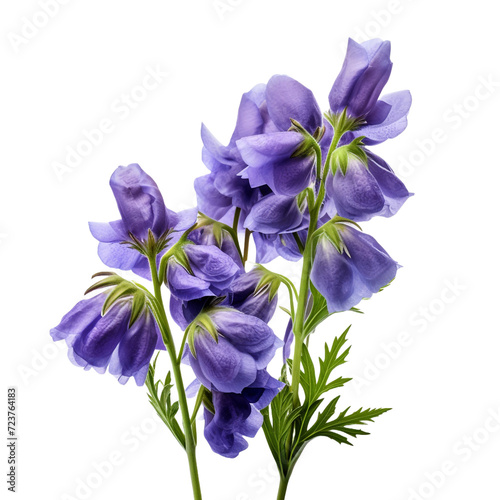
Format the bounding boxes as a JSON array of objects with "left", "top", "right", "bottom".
[
  {"left": 188, "top": 225, "right": 243, "bottom": 271},
  {"left": 89, "top": 164, "right": 196, "bottom": 279},
  {"left": 237, "top": 75, "right": 324, "bottom": 197},
  {"left": 185, "top": 308, "right": 282, "bottom": 394},
  {"left": 329, "top": 38, "right": 411, "bottom": 145},
  {"left": 195, "top": 84, "right": 273, "bottom": 226},
  {"left": 195, "top": 81, "right": 313, "bottom": 261},
  {"left": 311, "top": 225, "right": 399, "bottom": 312},
  {"left": 50, "top": 294, "right": 161, "bottom": 385},
  {"left": 244, "top": 193, "right": 308, "bottom": 235},
  {"left": 223, "top": 268, "right": 278, "bottom": 323},
  {"left": 169, "top": 266, "right": 278, "bottom": 329},
  {"left": 326, "top": 151, "right": 411, "bottom": 221},
  {"left": 166, "top": 244, "right": 241, "bottom": 302},
  {"left": 203, "top": 390, "right": 263, "bottom": 458}
]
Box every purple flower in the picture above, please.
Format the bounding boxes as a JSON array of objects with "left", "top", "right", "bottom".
[
  {"left": 244, "top": 193, "right": 308, "bottom": 235},
  {"left": 165, "top": 222, "right": 243, "bottom": 302},
  {"left": 329, "top": 38, "right": 392, "bottom": 118},
  {"left": 203, "top": 391, "right": 263, "bottom": 458},
  {"left": 223, "top": 268, "right": 278, "bottom": 323},
  {"left": 237, "top": 75, "right": 324, "bottom": 197},
  {"left": 195, "top": 80, "right": 313, "bottom": 255},
  {"left": 169, "top": 266, "right": 278, "bottom": 330},
  {"left": 166, "top": 243, "right": 241, "bottom": 301},
  {"left": 50, "top": 294, "right": 162, "bottom": 385},
  {"left": 89, "top": 164, "right": 197, "bottom": 279},
  {"left": 311, "top": 225, "right": 399, "bottom": 312},
  {"left": 325, "top": 151, "right": 411, "bottom": 221},
  {"left": 329, "top": 39, "right": 411, "bottom": 145},
  {"left": 185, "top": 308, "right": 282, "bottom": 394},
  {"left": 195, "top": 84, "right": 274, "bottom": 227},
  {"left": 167, "top": 225, "right": 246, "bottom": 329},
  {"left": 188, "top": 225, "right": 243, "bottom": 271}
]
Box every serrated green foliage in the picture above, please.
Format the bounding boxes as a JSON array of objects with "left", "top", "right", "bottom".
[
  {"left": 302, "top": 405, "right": 390, "bottom": 445},
  {"left": 262, "top": 332, "right": 390, "bottom": 481},
  {"left": 145, "top": 356, "right": 185, "bottom": 449}
]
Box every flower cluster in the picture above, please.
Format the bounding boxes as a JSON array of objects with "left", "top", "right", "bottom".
[
  {"left": 196, "top": 37, "right": 411, "bottom": 309},
  {"left": 50, "top": 38, "right": 412, "bottom": 496},
  {"left": 163, "top": 224, "right": 284, "bottom": 457},
  {"left": 52, "top": 162, "right": 284, "bottom": 457}
]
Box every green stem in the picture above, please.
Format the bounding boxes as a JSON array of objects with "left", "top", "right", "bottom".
[
  {"left": 276, "top": 475, "right": 289, "bottom": 500},
  {"left": 289, "top": 125, "right": 344, "bottom": 409},
  {"left": 243, "top": 229, "right": 251, "bottom": 265},
  {"left": 148, "top": 256, "right": 203, "bottom": 500},
  {"left": 232, "top": 207, "right": 241, "bottom": 233},
  {"left": 289, "top": 219, "right": 316, "bottom": 408}
]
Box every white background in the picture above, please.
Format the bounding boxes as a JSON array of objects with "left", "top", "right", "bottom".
[{"left": 1, "top": 1, "right": 499, "bottom": 499}]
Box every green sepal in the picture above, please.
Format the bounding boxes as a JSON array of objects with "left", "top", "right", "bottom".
[
  {"left": 84, "top": 273, "right": 123, "bottom": 295},
  {"left": 324, "top": 108, "right": 366, "bottom": 136},
  {"left": 289, "top": 118, "right": 322, "bottom": 158},
  {"left": 186, "top": 312, "right": 220, "bottom": 358},
  {"left": 102, "top": 281, "right": 137, "bottom": 315},
  {"left": 121, "top": 228, "right": 173, "bottom": 259},
  {"left": 129, "top": 292, "right": 146, "bottom": 327},
  {"left": 329, "top": 136, "right": 368, "bottom": 176}
]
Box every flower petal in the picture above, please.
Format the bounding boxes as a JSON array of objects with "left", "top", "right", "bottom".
[
  {"left": 167, "top": 261, "right": 215, "bottom": 301},
  {"left": 355, "top": 90, "right": 412, "bottom": 145},
  {"left": 266, "top": 75, "right": 322, "bottom": 132},
  {"left": 110, "top": 164, "right": 168, "bottom": 240},
  {"left": 244, "top": 194, "right": 305, "bottom": 234},
  {"left": 190, "top": 334, "right": 257, "bottom": 393}
]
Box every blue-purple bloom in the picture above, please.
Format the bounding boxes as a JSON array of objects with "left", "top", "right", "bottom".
[
  {"left": 171, "top": 267, "right": 282, "bottom": 457},
  {"left": 326, "top": 151, "right": 412, "bottom": 222},
  {"left": 169, "top": 267, "right": 278, "bottom": 330},
  {"left": 89, "top": 164, "right": 196, "bottom": 279},
  {"left": 237, "top": 75, "right": 324, "bottom": 197},
  {"left": 195, "top": 84, "right": 273, "bottom": 227},
  {"left": 223, "top": 268, "right": 278, "bottom": 324},
  {"left": 203, "top": 390, "right": 263, "bottom": 458},
  {"left": 50, "top": 293, "right": 162, "bottom": 385},
  {"left": 182, "top": 306, "right": 283, "bottom": 457},
  {"left": 329, "top": 38, "right": 411, "bottom": 145},
  {"left": 311, "top": 225, "right": 399, "bottom": 312},
  {"left": 167, "top": 244, "right": 241, "bottom": 301},
  {"left": 185, "top": 308, "right": 282, "bottom": 394}
]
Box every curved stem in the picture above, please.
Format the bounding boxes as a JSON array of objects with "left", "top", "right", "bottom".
[{"left": 148, "top": 256, "right": 203, "bottom": 500}]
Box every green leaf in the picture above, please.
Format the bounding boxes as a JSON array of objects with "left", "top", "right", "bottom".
[
  {"left": 303, "top": 405, "right": 390, "bottom": 445},
  {"left": 145, "top": 364, "right": 186, "bottom": 449},
  {"left": 316, "top": 328, "right": 351, "bottom": 395}
]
